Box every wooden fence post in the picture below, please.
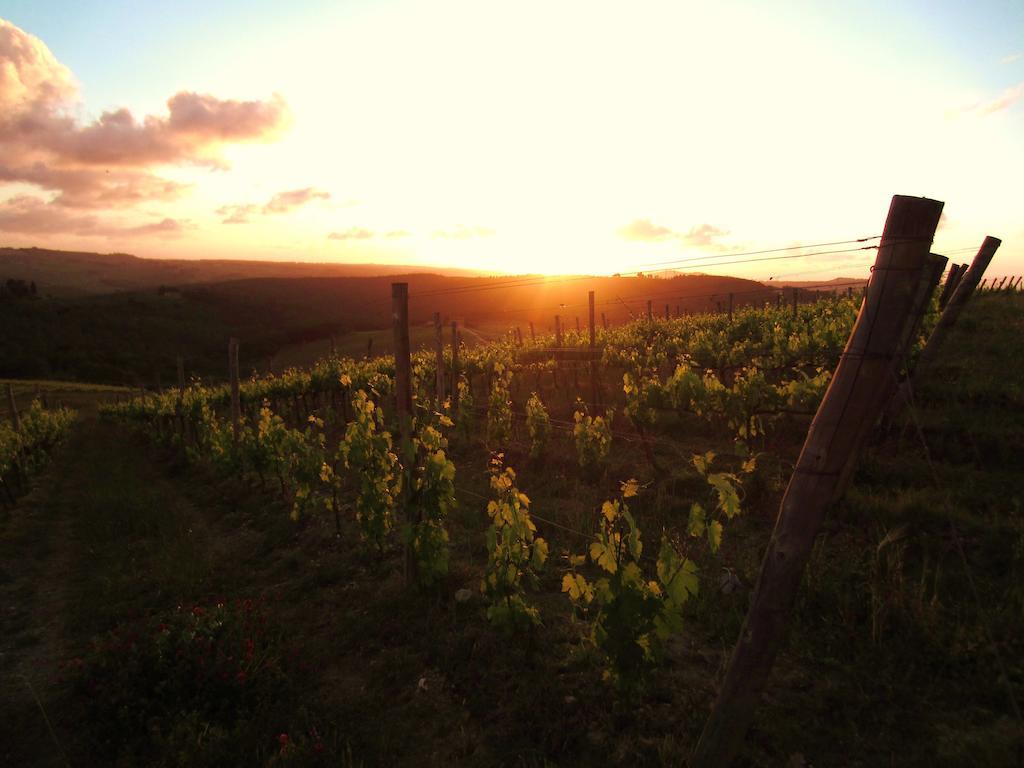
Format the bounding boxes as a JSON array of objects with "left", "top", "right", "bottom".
[
  {"left": 938, "top": 263, "right": 964, "bottom": 309},
  {"left": 392, "top": 282, "right": 415, "bottom": 585},
  {"left": 589, "top": 290, "right": 598, "bottom": 407},
  {"left": 434, "top": 312, "right": 445, "bottom": 406},
  {"left": 601, "top": 312, "right": 608, "bottom": 330},
  {"left": 529, "top": 321, "right": 536, "bottom": 342},
  {"left": 692, "top": 194, "right": 944, "bottom": 768},
  {"left": 911, "top": 237, "right": 1001, "bottom": 379},
  {"left": 6, "top": 383, "right": 20, "bottom": 432},
  {"left": 228, "top": 338, "right": 240, "bottom": 442},
  {"left": 451, "top": 321, "right": 460, "bottom": 413}
]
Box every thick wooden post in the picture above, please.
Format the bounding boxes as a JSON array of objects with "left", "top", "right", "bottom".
[
  {"left": 601, "top": 312, "right": 608, "bottom": 329},
  {"left": 575, "top": 316, "right": 581, "bottom": 333},
  {"left": 450, "top": 321, "right": 460, "bottom": 413},
  {"left": 6, "top": 383, "right": 20, "bottom": 432},
  {"left": 529, "top": 321, "right": 536, "bottom": 342},
  {"left": 228, "top": 338, "right": 240, "bottom": 442},
  {"left": 646, "top": 300, "right": 653, "bottom": 321},
  {"left": 938, "top": 263, "right": 962, "bottom": 309},
  {"left": 912, "top": 237, "right": 1001, "bottom": 378},
  {"left": 434, "top": 312, "right": 445, "bottom": 406},
  {"left": 693, "top": 195, "right": 944, "bottom": 768}
]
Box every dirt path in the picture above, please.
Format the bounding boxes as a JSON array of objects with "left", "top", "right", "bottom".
[{"left": 0, "top": 419, "right": 218, "bottom": 767}]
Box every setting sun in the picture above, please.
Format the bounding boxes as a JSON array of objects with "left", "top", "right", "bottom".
[{"left": 1, "top": 1, "right": 1021, "bottom": 278}]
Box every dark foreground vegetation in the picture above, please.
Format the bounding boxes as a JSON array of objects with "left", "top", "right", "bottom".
[{"left": 0, "top": 293, "right": 1021, "bottom": 767}]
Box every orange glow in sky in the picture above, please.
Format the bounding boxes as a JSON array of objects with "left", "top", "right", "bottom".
[{"left": 1, "top": 1, "right": 1022, "bottom": 279}]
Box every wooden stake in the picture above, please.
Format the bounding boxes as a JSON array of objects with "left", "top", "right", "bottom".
[
  {"left": 392, "top": 283, "right": 415, "bottom": 585},
  {"left": 601, "top": 312, "right": 608, "bottom": 330},
  {"left": 450, "top": 321, "right": 460, "bottom": 413},
  {"left": 693, "top": 194, "right": 944, "bottom": 768},
  {"left": 434, "top": 312, "right": 445, "bottom": 406},
  {"left": 646, "top": 300, "right": 653, "bottom": 321},
  {"left": 589, "top": 290, "right": 598, "bottom": 407},
  {"left": 575, "top": 316, "right": 581, "bottom": 333},
  {"left": 228, "top": 338, "right": 240, "bottom": 442},
  {"left": 912, "top": 237, "right": 1001, "bottom": 379},
  {"left": 727, "top": 292, "right": 734, "bottom": 322},
  {"left": 6, "top": 383, "right": 20, "bottom": 432}
]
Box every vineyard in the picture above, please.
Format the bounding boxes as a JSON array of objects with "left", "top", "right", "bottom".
[{"left": 1, "top": 198, "right": 1022, "bottom": 766}]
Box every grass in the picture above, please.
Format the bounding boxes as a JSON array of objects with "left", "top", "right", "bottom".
[{"left": 0, "top": 293, "right": 1021, "bottom": 766}]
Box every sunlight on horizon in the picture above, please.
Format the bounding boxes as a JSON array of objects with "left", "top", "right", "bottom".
[{"left": 1, "top": 0, "right": 1021, "bottom": 277}]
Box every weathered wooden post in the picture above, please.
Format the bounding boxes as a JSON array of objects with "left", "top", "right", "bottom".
[
  {"left": 366, "top": 336, "right": 373, "bottom": 359},
  {"left": 776, "top": 292, "right": 783, "bottom": 309},
  {"left": 228, "top": 338, "right": 240, "bottom": 442},
  {"left": 693, "top": 194, "right": 944, "bottom": 768},
  {"left": 601, "top": 312, "right": 608, "bottom": 330},
  {"left": 647, "top": 300, "right": 653, "bottom": 321},
  {"left": 529, "top": 321, "right": 536, "bottom": 342},
  {"left": 434, "top": 312, "right": 445, "bottom": 406},
  {"left": 911, "top": 237, "right": 1001, "bottom": 379},
  {"left": 6, "top": 383, "right": 20, "bottom": 432},
  {"left": 575, "top": 316, "right": 581, "bottom": 334},
  {"left": 392, "top": 283, "right": 415, "bottom": 585},
  {"left": 589, "top": 290, "right": 598, "bottom": 407},
  {"left": 451, "top": 321, "right": 460, "bottom": 413}
]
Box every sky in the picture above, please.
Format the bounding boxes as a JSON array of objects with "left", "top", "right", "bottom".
[{"left": 0, "top": 0, "right": 1021, "bottom": 280}]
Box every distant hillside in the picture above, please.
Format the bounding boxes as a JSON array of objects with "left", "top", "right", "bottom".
[
  {"left": 191, "top": 272, "right": 776, "bottom": 332},
  {"left": 763, "top": 276, "right": 868, "bottom": 289},
  {"left": 0, "top": 272, "right": 774, "bottom": 385},
  {"left": 0, "top": 247, "right": 486, "bottom": 296}
]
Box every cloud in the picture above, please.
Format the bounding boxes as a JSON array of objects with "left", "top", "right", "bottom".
[
  {"left": 328, "top": 227, "right": 375, "bottom": 240},
  {"left": 618, "top": 218, "right": 675, "bottom": 242},
  {"left": 0, "top": 194, "right": 187, "bottom": 238},
  {"left": 216, "top": 203, "right": 259, "bottom": 224},
  {"left": 949, "top": 80, "right": 1024, "bottom": 118},
  {"left": 383, "top": 229, "right": 411, "bottom": 238},
  {"left": 0, "top": 18, "right": 290, "bottom": 214},
  {"left": 0, "top": 162, "right": 189, "bottom": 208},
  {"left": 262, "top": 187, "right": 330, "bottom": 214},
  {"left": 1002, "top": 52, "right": 1022, "bottom": 65},
  {"left": 617, "top": 218, "right": 729, "bottom": 248},
  {"left": 682, "top": 223, "right": 729, "bottom": 247},
  {"left": 432, "top": 225, "right": 495, "bottom": 239}
]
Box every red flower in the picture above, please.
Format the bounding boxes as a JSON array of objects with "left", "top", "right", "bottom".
[{"left": 278, "top": 733, "right": 290, "bottom": 749}]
